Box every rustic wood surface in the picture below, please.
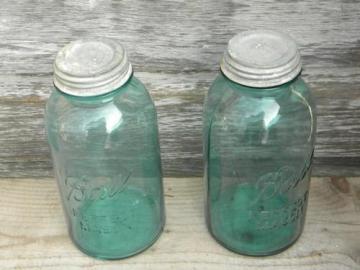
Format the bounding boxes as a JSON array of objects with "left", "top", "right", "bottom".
[
  {"left": 0, "top": 176, "right": 359, "bottom": 269},
  {"left": 0, "top": 0, "right": 360, "bottom": 177}
]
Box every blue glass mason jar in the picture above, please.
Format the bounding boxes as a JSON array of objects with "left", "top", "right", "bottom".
[
  {"left": 203, "top": 30, "right": 316, "bottom": 256},
  {"left": 45, "top": 39, "right": 165, "bottom": 259}
]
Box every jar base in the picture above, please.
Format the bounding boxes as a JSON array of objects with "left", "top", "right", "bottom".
[
  {"left": 69, "top": 223, "right": 164, "bottom": 260},
  {"left": 208, "top": 224, "right": 304, "bottom": 257}
]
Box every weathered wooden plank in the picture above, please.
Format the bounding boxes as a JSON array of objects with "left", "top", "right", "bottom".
[
  {"left": 0, "top": 0, "right": 359, "bottom": 177},
  {"left": 0, "top": 73, "right": 359, "bottom": 177},
  {"left": 0, "top": 177, "right": 359, "bottom": 269}
]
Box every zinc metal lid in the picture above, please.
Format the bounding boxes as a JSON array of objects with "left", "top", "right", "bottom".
[
  {"left": 220, "top": 30, "right": 302, "bottom": 88},
  {"left": 53, "top": 38, "right": 132, "bottom": 97}
]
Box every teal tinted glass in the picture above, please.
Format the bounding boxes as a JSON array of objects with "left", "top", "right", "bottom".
[
  {"left": 46, "top": 76, "right": 165, "bottom": 259},
  {"left": 203, "top": 72, "right": 316, "bottom": 255}
]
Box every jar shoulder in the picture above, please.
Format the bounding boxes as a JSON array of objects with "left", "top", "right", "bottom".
[
  {"left": 205, "top": 73, "right": 316, "bottom": 122},
  {"left": 204, "top": 73, "right": 316, "bottom": 145},
  {"left": 45, "top": 76, "right": 157, "bottom": 137}
]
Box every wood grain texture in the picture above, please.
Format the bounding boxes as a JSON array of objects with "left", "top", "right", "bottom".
[
  {"left": 0, "top": 0, "right": 360, "bottom": 177},
  {"left": 0, "top": 177, "right": 359, "bottom": 269}
]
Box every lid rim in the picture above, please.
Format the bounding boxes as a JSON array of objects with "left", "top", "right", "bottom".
[
  {"left": 53, "top": 55, "right": 130, "bottom": 83},
  {"left": 54, "top": 64, "right": 133, "bottom": 97},
  {"left": 221, "top": 62, "right": 302, "bottom": 88},
  {"left": 222, "top": 54, "right": 301, "bottom": 76},
  {"left": 221, "top": 69, "right": 301, "bottom": 88}
]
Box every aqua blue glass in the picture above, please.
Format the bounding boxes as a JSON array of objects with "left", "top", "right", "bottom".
[
  {"left": 46, "top": 75, "right": 165, "bottom": 259},
  {"left": 203, "top": 72, "right": 316, "bottom": 255}
]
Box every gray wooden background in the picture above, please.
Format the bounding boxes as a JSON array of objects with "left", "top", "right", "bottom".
[{"left": 0, "top": 0, "right": 359, "bottom": 178}]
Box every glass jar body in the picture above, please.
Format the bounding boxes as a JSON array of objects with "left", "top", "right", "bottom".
[
  {"left": 46, "top": 76, "right": 165, "bottom": 259},
  {"left": 203, "top": 73, "right": 316, "bottom": 256}
]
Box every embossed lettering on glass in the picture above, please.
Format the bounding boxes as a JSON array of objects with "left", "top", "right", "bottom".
[
  {"left": 45, "top": 39, "right": 165, "bottom": 259},
  {"left": 203, "top": 30, "right": 316, "bottom": 256}
]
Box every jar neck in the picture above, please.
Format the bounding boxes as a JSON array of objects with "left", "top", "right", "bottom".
[
  {"left": 221, "top": 70, "right": 301, "bottom": 98},
  {"left": 54, "top": 73, "right": 133, "bottom": 105}
]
